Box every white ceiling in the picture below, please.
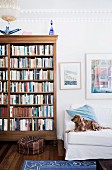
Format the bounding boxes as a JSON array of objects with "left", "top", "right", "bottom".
[
  {"left": 17, "top": 0, "right": 112, "bottom": 20},
  {"left": 0, "top": 0, "right": 112, "bottom": 21},
  {"left": 19, "top": 0, "right": 112, "bottom": 10}
]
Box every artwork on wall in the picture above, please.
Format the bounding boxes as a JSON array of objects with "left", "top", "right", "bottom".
[
  {"left": 86, "top": 53, "right": 112, "bottom": 99},
  {"left": 60, "top": 62, "right": 81, "bottom": 90}
]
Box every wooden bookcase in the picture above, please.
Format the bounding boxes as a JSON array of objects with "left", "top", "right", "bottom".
[{"left": 0, "top": 35, "right": 58, "bottom": 141}]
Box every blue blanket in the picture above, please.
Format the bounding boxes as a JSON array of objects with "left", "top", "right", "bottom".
[{"left": 22, "top": 160, "right": 96, "bottom": 170}]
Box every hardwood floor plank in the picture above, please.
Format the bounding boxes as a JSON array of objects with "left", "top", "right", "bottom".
[
  {"left": 41, "top": 144, "right": 50, "bottom": 160},
  {"left": 49, "top": 143, "right": 58, "bottom": 160},
  {"left": 8, "top": 152, "right": 21, "bottom": 170},
  {"left": 0, "top": 143, "right": 12, "bottom": 164},
  {"left": 58, "top": 140, "right": 65, "bottom": 157},
  {"left": 0, "top": 144, "right": 9, "bottom": 157},
  {"left": 13, "top": 155, "right": 24, "bottom": 170},
  {"left": 0, "top": 142, "right": 5, "bottom": 150},
  {"left": 0, "top": 141, "right": 65, "bottom": 170},
  {"left": 0, "top": 144, "right": 17, "bottom": 170}
]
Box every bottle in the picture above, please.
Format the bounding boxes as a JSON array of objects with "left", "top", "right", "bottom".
[{"left": 49, "top": 20, "right": 54, "bottom": 35}]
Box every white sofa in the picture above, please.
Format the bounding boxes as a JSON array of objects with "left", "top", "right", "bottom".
[{"left": 64, "top": 104, "right": 112, "bottom": 160}]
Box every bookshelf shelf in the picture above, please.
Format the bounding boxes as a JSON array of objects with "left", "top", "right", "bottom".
[
  {"left": 10, "top": 116, "right": 54, "bottom": 119},
  {"left": 10, "top": 55, "right": 53, "bottom": 57},
  {"left": 10, "top": 92, "right": 54, "bottom": 94},
  {"left": 0, "top": 35, "right": 58, "bottom": 141},
  {"left": 10, "top": 80, "right": 54, "bottom": 82},
  {"left": 0, "top": 130, "right": 56, "bottom": 141},
  {"left": 10, "top": 67, "right": 53, "bottom": 70},
  {"left": 0, "top": 68, "right": 8, "bottom": 70},
  {"left": 10, "top": 104, "right": 53, "bottom": 106},
  {"left": 0, "top": 80, "right": 8, "bottom": 81},
  {"left": 0, "top": 56, "right": 8, "bottom": 58}
]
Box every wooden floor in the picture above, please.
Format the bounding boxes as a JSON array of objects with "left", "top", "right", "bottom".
[{"left": 0, "top": 140, "right": 65, "bottom": 170}]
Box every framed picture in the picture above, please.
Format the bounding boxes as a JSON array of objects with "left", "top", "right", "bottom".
[
  {"left": 60, "top": 62, "right": 81, "bottom": 90},
  {"left": 86, "top": 53, "right": 112, "bottom": 99}
]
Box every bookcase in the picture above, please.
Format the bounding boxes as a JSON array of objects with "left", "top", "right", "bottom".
[{"left": 0, "top": 35, "right": 58, "bottom": 141}]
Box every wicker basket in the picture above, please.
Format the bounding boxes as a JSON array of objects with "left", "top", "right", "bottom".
[{"left": 17, "top": 136, "right": 45, "bottom": 155}]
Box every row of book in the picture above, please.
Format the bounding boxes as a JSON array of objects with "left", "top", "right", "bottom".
[
  {"left": 0, "top": 57, "right": 8, "bottom": 67},
  {"left": 10, "top": 94, "right": 54, "bottom": 104},
  {"left": 0, "top": 107, "right": 8, "bottom": 117},
  {"left": 10, "top": 118, "right": 54, "bottom": 131},
  {"left": 10, "top": 81, "right": 53, "bottom": 92},
  {"left": 10, "top": 70, "right": 54, "bottom": 80},
  {"left": 0, "top": 45, "right": 7, "bottom": 56},
  {"left": 10, "top": 57, "right": 53, "bottom": 68},
  {"left": 0, "top": 81, "right": 8, "bottom": 92},
  {"left": 0, "top": 119, "right": 8, "bottom": 131},
  {"left": 11, "top": 45, "right": 53, "bottom": 56},
  {"left": 0, "top": 94, "right": 8, "bottom": 104},
  {"left": 10, "top": 106, "right": 53, "bottom": 117},
  {"left": 0, "top": 71, "right": 8, "bottom": 80},
  {"left": 0, "top": 44, "right": 54, "bottom": 56}
]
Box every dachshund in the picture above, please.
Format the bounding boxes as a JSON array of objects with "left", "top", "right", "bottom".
[{"left": 66, "top": 114, "right": 111, "bottom": 133}]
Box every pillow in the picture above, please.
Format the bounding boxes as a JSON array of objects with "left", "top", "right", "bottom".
[{"left": 66, "top": 105, "right": 98, "bottom": 122}]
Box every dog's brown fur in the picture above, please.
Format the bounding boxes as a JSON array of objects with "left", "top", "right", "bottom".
[{"left": 66, "top": 114, "right": 111, "bottom": 133}]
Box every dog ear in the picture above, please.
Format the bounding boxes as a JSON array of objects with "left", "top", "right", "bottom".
[
  {"left": 80, "top": 115, "right": 84, "bottom": 122},
  {"left": 71, "top": 117, "right": 74, "bottom": 122},
  {"left": 71, "top": 115, "right": 77, "bottom": 122},
  {"left": 77, "top": 115, "right": 83, "bottom": 123}
]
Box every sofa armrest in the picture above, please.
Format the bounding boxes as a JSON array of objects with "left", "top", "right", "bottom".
[
  {"left": 63, "top": 111, "right": 75, "bottom": 149},
  {"left": 64, "top": 110, "right": 75, "bottom": 131}
]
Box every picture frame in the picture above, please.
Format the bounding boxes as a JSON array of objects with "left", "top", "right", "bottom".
[
  {"left": 60, "top": 62, "right": 81, "bottom": 90},
  {"left": 86, "top": 53, "right": 112, "bottom": 99}
]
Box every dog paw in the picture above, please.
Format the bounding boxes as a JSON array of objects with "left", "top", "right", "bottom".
[{"left": 65, "top": 130, "right": 70, "bottom": 133}]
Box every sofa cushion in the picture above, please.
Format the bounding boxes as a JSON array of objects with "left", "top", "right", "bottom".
[
  {"left": 67, "top": 129, "right": 112, "bottom": 146},
  {"left": 66, "top": 105, "right": 98, "bottom": 122}
]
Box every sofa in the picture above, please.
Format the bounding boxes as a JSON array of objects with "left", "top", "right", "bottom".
[{"left": 63, "top": 104, "right": 112, "bottom": 160}]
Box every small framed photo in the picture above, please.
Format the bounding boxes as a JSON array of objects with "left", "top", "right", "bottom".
[
  {"left": 86, "top": 53, "right": 112, "bottom": 99},
  {"left": 60, "top": 62, "right": 81, "bottom": 90}
]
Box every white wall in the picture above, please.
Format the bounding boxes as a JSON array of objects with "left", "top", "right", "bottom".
[
  {"left": 57, "top": 22, "right": 112, "bottom": 139},
  {"left": 0, "top": 0, "right": 112, "bottom": 139}
]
